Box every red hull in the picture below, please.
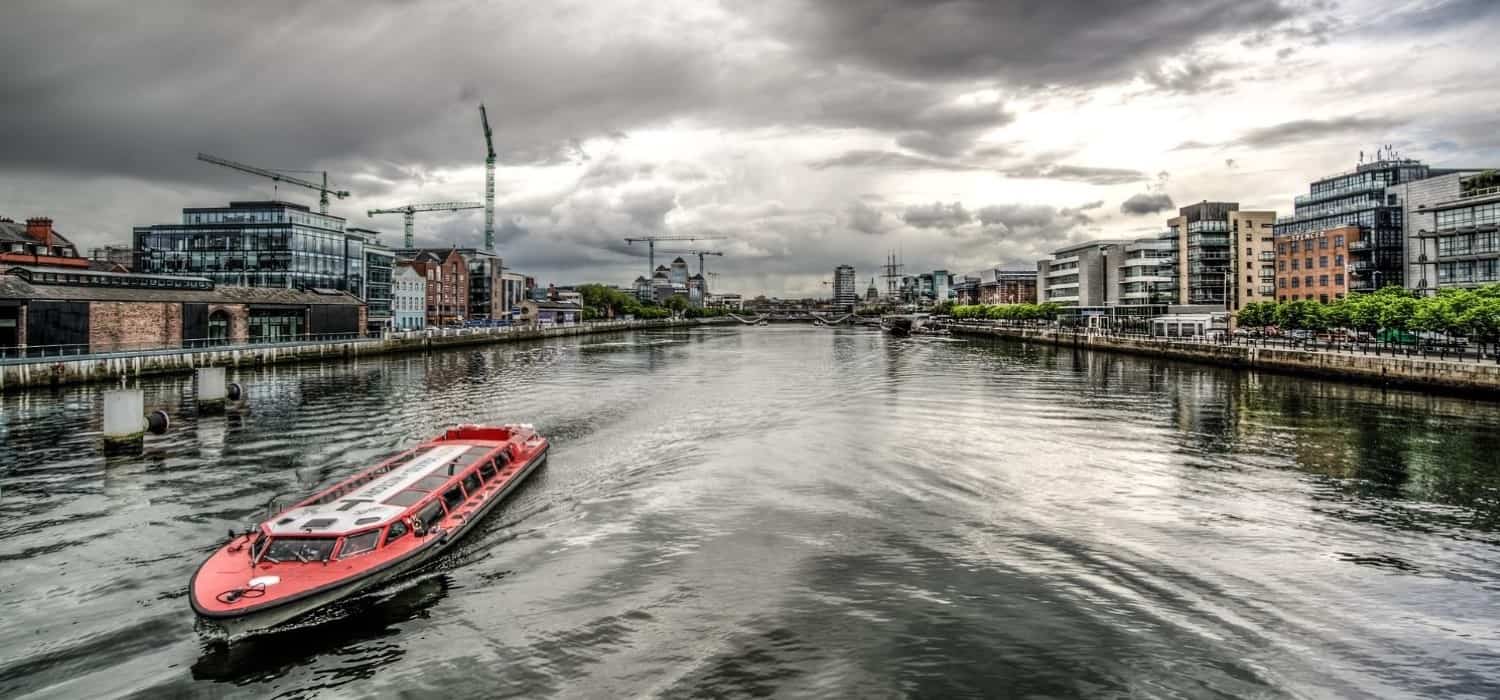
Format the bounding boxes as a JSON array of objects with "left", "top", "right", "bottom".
[{"left": 191, "top": 424, "right": 548, "bottom": 635}]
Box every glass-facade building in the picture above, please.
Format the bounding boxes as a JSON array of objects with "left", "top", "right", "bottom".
[
  {"left": 1274, "top": 159, "right": 1430, "bottom": 292},
  {"left": 133, "top": 201, "right": 373, "bottom": 293},
  {"left": 1415, "top": 180, "right": 1500, "bottom": 290}
]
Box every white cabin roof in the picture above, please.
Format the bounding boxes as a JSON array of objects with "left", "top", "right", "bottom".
[{"left": 266, "top": 444, "right": 476, "bottom": 536}]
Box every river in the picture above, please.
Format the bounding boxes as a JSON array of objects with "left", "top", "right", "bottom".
[{"left": 2, "top": 326, "right": 1500, "bottom": 698}]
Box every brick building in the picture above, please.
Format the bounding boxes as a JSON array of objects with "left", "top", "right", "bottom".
[
  {"left": 1274, "top": 225, "right": 1358, "bottom": 303},
  {"left": 401, "top": 249, "right": 469, "bottom": 326},
  {"left": 0, "top": 266, "right": 364, "bottom": 356},
  {"left": 978, "top": 269, "right": 1038, "bottom": 304},
  {"left": 0, "top": 218, "right": 88, "bottom": 270}
]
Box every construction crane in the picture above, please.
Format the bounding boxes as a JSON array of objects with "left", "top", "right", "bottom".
[
  {"left": 623, "top": 235, "right": 724, "bottom": 276},
  {"left": 657, "top": 249, "right": 724, "bottom": 278},
  {"left": 368, "top": 202, "right": 483, "bottom": 248},
  {"left": 197, "top": 152, "right": 349, "bottom": 214},
  {"left": 479, "top": 103, "right": 497, "bottom": 252}
]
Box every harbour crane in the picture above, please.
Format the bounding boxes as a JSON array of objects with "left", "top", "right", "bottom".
[
  {"left": 624, "top": 235, "right": 724, "bottom": 276},
  {"left": 368, "top": 202, "right": 483, "bottom": 248},
  {"left": 656, "top": 249, "right": 724, "bottom": 278},
  {"left": 479, "top": 103, "right": 497, "bottom": 252},
  {"left": 197, "top": 152, "right": 349, "bottom": 214}
]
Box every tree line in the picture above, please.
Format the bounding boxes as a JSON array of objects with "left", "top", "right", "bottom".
[
  {"left": 1236, "top": 285, "right": 1500, "bottom": 343},
  {"left": 575, "top": 283, "right": 730, "bottom": 320},
  {"left": 948, "top": 303, "right": 1065, "bottom": 322}
]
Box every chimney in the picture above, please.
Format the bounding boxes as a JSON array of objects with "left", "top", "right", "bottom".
[{"left": 25, "top": 218, "right": 53, "bottom": 245}]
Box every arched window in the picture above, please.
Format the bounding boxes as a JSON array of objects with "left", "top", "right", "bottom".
[{"left": 208, "top": 310, "right": 231, "bottom": 345}]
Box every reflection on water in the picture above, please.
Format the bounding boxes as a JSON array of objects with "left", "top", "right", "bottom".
[{"left": 3, "top": 327, "right": 1500, "bottom": 698}]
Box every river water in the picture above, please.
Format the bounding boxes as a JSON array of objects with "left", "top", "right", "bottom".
[{"left": 3, "top": 326, "right": 1500, "bottom": 699}]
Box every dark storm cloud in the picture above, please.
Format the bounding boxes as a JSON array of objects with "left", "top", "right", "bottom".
[
  {"left": 1172, "top": 116, "right": 1409, "bottom": 151},
  {"left": 759, "top": 0, "right": 1294, "bottom": 86},
  {"left": 0, "top": 1, "right": 720, "bottom": 183},
  {"left": 1120, "top": 192, "right": 1176, "bottom": 215},
  {"left": 902, "top": 202, "right": 972, "bottom": 229},
  {"left": 999, "top": 163, "right": 1147, "bottom": 185}
]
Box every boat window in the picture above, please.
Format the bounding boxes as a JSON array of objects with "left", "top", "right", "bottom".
[
  {"left": 479, "top": 460, "right": 497, "bottom": 481},
  {"left": 417, "top": 501, "right": 444, "bottom": 531},
  {"left": 462, "top": 471, "right": 481, "bottom": 494},
  {"left": 442, "top": 486, "right": 464, "bottom": 511},
  {"left": 339, "top": 530, "right": 380, "bottom": 558},
  {"left": 263, "top": 537, "right": 337, "bottom": 563},
  {"left": 414, "top": 475, "right": 450, "bottom": 491},
  {"left": 252, "top": 535, "right": 271, "bottom": 561},
  {"left": 385, "top": 520, "right": 409, "bottom": 545},
  {"left": 384, "top": 490, "right": 426, "bottom": 507}
]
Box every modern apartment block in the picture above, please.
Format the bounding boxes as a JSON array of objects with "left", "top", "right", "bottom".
[
  {"left": 1412, "top": 173, "right": 1500, "bottom": 291},
  {"left": 1274, "top": 158, "right": 1432, "bottom": 293},
  {"left": 1036, "top": 240, "right": 1128, "bottom": 306},
  {"left": 1116, "top": 231, "right": 1178, "bottom": 305},
  {"left": 1385, "top": 170, "right": 1495, "bottom": 295},
  {"left": 1169, "top": 201, "right": 1238, "bottom": 306},
  {"left": 1228, "top": 210, "right": 1277, "bottom": 312}
]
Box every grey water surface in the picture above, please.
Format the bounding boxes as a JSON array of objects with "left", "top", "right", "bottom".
[{"left": 3, "top": 325, "right": 1500, "bottom": 699}]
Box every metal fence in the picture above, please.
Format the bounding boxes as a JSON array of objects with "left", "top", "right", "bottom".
[{"left": 946, "top": 320, "right": 1500, "bottom": 365}]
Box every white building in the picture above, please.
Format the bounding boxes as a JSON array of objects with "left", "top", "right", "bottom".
[{"left": 393, "top": 264, "right": 427, "bottom": 330}]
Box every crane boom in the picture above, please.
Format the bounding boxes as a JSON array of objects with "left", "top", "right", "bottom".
[
  {"left": 368, "top": 201, "right": 483, "bottom": 248},
  {"left": 197, "top": 152, "right": 349, "bottom": 214},
  {"left": 624, "top": 235, "right": 724, "bottom": 276},
  {"left": 479, "top": 103, "right": 497, "bottom": 252}
]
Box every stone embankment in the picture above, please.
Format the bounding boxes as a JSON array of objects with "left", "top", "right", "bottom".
[
  {"left": 947, "top": 323, "right": 1500, "bottom": 397},
  {"left": 1, "top": 319, "right": 721, "bottom": 392}
]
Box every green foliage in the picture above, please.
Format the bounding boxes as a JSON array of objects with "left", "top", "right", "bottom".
[
  {"left": 951, "top": 303, "right": 1062, "bottom": 322},
  {"left": 1238, "top": 284, "right": 1500, "bottom": 338}
]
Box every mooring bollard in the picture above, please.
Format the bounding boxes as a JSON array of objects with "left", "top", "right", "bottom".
[
  {"left": 196, "top": 367, "right": 226, "bottom": 413},
  {"left": 102, "top": 389, "right": 146, "bottom": 449}
]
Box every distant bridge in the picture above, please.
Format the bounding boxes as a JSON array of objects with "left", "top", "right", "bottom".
[{"left": 727, "top": 312, "right": 880, "bottom": 326}]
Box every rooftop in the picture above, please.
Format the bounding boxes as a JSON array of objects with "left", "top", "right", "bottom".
[{"left": 0, "top": 267, "right": 362, "bottom": 305}]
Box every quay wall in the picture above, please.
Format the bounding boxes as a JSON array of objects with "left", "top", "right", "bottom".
[
  {"left": 1, "top": 319, "right": 718, "bottom": 392},
  {"left": 947, "top": 324, "right": 1500, "bottom": 397}
]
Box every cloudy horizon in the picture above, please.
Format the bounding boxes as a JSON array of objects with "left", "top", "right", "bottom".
[{"left": 4, "top": 0, "right": 1499, "bottom": 297}]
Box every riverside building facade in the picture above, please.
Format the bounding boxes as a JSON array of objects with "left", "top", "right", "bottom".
[
  {"left": 1036, "top": 240, "right": 1128, "bottom": 307},
  {"left": 1169, "top": 201, "right": 1238, "bottom": 306},
  {"left": 1413, "top": 174, "right": 1500, "bottom": 291},
  {"left": 134, "top": 201, "right": 373, "bottom": 293},
  {"left": 1274, "top": 158, "right": 1431, "bottom": 293},
  {"left": 1229, "top": 210, "right": 1278, "bottom": 312}
]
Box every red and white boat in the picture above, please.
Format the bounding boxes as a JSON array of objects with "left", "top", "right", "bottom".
[{"left": 190, "top": 424, "right": 548, "bottom": 637}]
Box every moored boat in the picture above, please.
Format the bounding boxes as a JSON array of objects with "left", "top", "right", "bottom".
[{"left": 190, "top": 424, "right": 548, "bottom": 638}]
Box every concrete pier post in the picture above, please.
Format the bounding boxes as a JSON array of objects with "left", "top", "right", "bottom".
[
  {"left": 102, "top": 389, "right": 145, "bottom": 449},
  {"left": 196, "top": 367, "right": 226, "bottom": 412}
]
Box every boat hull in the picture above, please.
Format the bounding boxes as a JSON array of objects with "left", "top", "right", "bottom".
[{"left": 194, "top": 449, "right": 547, "bottom": 638}]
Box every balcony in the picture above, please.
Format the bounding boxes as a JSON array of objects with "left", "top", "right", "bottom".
[
  {"left": 1258, "top": 284, "right": 1276, "bottom": 295},
  {"left": 1258, "top": 252, "right": 1276, "bottom": 261},
  {"left": 1347, "top": 239, "right": 1372, "bottom": 251},
  {"left": 1349, "top": 260, "right": 1374, "bottom": 272},
  {"left": 1258, "top": 274, "right": 1276, "bottom": 283}
]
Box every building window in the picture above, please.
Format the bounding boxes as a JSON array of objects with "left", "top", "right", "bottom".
[
  {"left": 1279, "top": 260, "right": 1286, "bottom": 271},
  {"left": 1319, "top": 256, "right": 1328, "bottom": 268},
  {"left": 1334, "top": 235, "right": 1344, "bottom": 247},
  {"left": 1305, "top": 275, "right": 1314, "bottom": 287},
  {"left": 1335, "top": 273, "right": 1344, "bottom": 285},
  {"left": 1278, "top": 278, "right": 1287, "bottom": 288},
  {"left": 1291, "top": 278, "right": 1300, "bottom": 288},
  {"left": 1292, "top": 259, "right": 1300, "bottom": 270},
  {"left": 1319, "top": 275, "right": 1329, "bottom": 286},
  {"left": 1335, "top": 254, "right": 1344, "bottom": 266},
  {"left": 1319, "top": 238, "right": 1329, "bottom": 250}
]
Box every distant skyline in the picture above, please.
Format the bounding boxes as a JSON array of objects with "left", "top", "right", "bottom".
[{"left": 3, "top": 0, "right": 1499, "bottom": 296}]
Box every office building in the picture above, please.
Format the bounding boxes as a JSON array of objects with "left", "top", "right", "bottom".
[
  {"left": 1116, "top": 231, "right": 1179, "bottom": 305},
  {"left": 355, "top": 229, "right": 394, "bottom": 333},
  {"left": 1229, "top": 210, "right": 1277, "bottom": 312},
  {"left": 1275, "top": 225, "right": 1357, "bottom": 303},
  {"left": 392, "top": 264, "right": 427, "bottom": 330},
  {"left": 134, "top": 200, "right": 372, "bottom": 292},
  {"left": 977, "top": 269, "right": 1037, "bottom": 304},
  {"left": 1274, "top": 157, "right": 1432, "bottom": 293},
  {"left": 669, "top": 257, "right": 689, "bottom": 286},
  {"left": 1036, "top": 240, "right": 1128, "bottom": 307},
  {"left": 833, "top": 265, "right": 857, "bottom": 309},
  {"left": 932, "top": 269, "right": 950, "bottom": 303},
  {"left": 1385, "top": 170, "right": 1495, "bottom": 295},
  {"left": 1413, "top": 173, "right": 1500, "bottom": 290},
  {"left": 1169, "top": 201, "right": 1237, "bottom": 306}
]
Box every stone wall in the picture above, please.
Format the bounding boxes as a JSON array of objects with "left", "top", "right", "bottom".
[{"left": 89, "top": 301, "right": 180, "bottom": 353}]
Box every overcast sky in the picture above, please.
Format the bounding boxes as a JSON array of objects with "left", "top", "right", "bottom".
[{"left": 3, "top": 0, "right": 1498, "bottom": 296}]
